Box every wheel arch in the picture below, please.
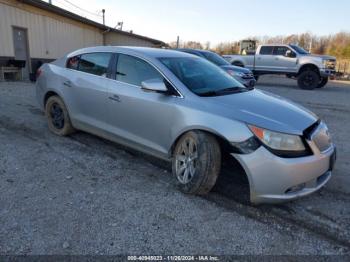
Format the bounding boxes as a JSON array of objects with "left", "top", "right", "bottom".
[
  {"left": 169, "top": 127, "right": 253, "bottom": 201},
  {"left": 298, "top": 63, "right": 320, "bottom": 76},
  {"left": 169, "top": 128, "right": 234, "bottom": 158},
  {"left": 44, "top": 90, "right": 60, "bottom": 107}
]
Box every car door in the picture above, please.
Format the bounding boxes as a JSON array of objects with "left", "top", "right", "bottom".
[
  {"left": 254, "top": 46, "right": 275, "bottom": 71},
  {"left": 106, "top": 53, "right": 179, "bottom": 157},
  {"left": 272, "top": 46, "right": 298, "bottom": 73},
  {"left": 63, "top": 52, "right": 113, "bottom": 129}
]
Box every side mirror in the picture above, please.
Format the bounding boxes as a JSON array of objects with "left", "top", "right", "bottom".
[
  {"left": 141, "top": 78, "right": 168, "bottom": 93},
  {"left": 285, "top": 50, "right": 296, "bottom": 58}
]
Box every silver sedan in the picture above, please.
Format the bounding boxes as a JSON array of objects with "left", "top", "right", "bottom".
[{"left": 36, "top": 46, "right": 336, "bottom": 204}]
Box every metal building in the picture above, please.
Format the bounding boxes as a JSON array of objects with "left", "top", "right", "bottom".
[{"left": 0, "top": 0, "right": 166, "bottom": 80}]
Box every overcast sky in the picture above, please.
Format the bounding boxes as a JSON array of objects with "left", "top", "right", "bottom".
[{"left": 51, "top": 0, "right": 350, "bottom": 45}]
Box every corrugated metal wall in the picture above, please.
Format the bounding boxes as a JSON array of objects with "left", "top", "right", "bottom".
[
  {"left": 105, "top": 33, "right": 156, "bottom": 47},
  {"left": 0, "top": 1, "right": 103, "bottom": 59}
]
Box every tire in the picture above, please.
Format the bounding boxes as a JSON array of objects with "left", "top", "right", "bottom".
[
  {"left": 297, "top": 70, "right": 320, "bottom": 90},
  {"left": 172, "top": 131, "right": 221, "bottom": 195},
  {"left": 45, "top": 96, "right": 75, "bottom": 136},
  {"left": 317, "top": 77, "right": 328, "bottom": 88}
]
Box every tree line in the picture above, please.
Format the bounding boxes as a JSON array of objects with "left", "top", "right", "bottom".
[{"left": 168, "top": 32, "right": 350, "bottom": 59}]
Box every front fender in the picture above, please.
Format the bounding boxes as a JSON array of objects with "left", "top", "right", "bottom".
[{"left": 168, "top": 110, "right": 253, "bottom": 156}]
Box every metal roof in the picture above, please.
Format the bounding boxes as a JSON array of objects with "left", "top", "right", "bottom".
[{"left": 19, "top": 0, "right": 166, "bottom": 46}]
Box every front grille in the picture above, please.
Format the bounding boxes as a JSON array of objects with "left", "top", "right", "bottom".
[
  {"left": 242, "top": 73, "right": 254, "bottom": 79},
  {"left": 310, "top": 121, "right": 332, "bottom": 152}
]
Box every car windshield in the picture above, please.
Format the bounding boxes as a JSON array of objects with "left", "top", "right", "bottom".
[
  {"left": 159, "top": 57, "right": 247, "bottom": 96},
  {"left": 201, "top": 51, "right": 230, "bottom": 66},
  {"left": 289, "top": 45, "right": 309, "bottom": 55}
]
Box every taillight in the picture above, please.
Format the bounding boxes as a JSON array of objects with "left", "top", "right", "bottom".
[{"left": 36, "top": 68, "right": 42, "bottom": 79}]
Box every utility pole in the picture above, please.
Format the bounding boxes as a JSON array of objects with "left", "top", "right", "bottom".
[
  {"left": 117, "top": 22, "right": 124, "bottom": 31},
  {"left": 176, "top": 36, "right": 180, "bottom": 48},
  {"left": 102, "top": 9, "right": 105, "bottom": 25},
  {"left": 48, "top": 0, "right": 52, "bottom": 4},
  {"left": 309, "top": 38, "right": 313, "bottom": 53}
]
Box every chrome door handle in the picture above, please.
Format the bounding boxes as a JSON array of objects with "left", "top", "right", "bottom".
[
  {"left": 109, "top": 94, "right": 121, "bottom": 102},
  {"left": 63, "top": 81, "right": 72, "bottom": 87}
]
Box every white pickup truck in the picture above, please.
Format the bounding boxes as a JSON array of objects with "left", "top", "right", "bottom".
[{"left": 223, "top": 44, "right": 336, "bottom": 89}]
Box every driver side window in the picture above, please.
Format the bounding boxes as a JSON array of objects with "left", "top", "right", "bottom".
[{"left": 116, "top": 54, "right": 163, "bottom": 86}]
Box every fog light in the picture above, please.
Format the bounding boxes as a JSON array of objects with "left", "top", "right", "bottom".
[{"left": 285, "top": 183, "right": 306, "bottom": 194}]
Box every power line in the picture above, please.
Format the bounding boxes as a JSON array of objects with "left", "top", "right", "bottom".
[{"left": 61, "top": 0, "right": 102, "bottom": 17}]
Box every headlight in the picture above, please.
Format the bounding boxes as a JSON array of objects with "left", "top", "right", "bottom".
[
  {"left": 322, "top": 59, "right": 335, "bottom": 69},
  {"left": 227, "top": 69, "right": 244, "bottom": 77},
  {"left": 249, "top": 125, "right": 310, "bottom": 157}
]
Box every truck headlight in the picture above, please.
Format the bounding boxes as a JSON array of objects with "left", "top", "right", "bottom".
[
  {"left": 249, "top": 125, "right": 310, "bottom": 157},
  {"left": 323, "top": 59, "right": 335, "bottom": 69}
]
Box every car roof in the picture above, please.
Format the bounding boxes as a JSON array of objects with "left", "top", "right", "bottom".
[
  {"left": 67, "top": 46, "right": 193, "bottom": 59},
  {"left": 178, "top": 48, "right": 213, "bottom": 54}
]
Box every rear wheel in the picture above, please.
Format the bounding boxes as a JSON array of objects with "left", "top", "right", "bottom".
[
  {"left": 45, "top": 96, "right": 75, "bottom": 136},
  {"left": 317, "top": 77, "right": 328, "bottom": 88},
  {"left": 172, "top": 131, "right": 221, "bottom": 195},
  {"left": 297, "top": 70, "right": 320, "bottom": 90}
]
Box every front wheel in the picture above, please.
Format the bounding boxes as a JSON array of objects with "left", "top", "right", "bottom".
[
  {"left": 317, "top": 77, "right": 328, "bottom": 88},
  {"left": 172, "top": 131, "right": 221, "bottom": 195},
  {"left": 297, "top": 70, "right": 320, "bottom": 90}
]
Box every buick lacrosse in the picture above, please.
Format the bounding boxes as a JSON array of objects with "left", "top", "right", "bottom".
[{"left": 36, "top": 46, "right": 336, "bottom": 204}]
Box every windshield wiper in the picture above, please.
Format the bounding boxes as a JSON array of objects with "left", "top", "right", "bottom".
[
  {"left": 199, "top": 87, "right": 250, "bottom": 97},
  {"left": 216, "top": 87, "right": 249, "bottom": 94}
]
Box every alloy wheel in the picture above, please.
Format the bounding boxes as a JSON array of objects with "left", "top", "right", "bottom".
[{"left": 175, "top": 137, "right": 198, "bottom": 184}]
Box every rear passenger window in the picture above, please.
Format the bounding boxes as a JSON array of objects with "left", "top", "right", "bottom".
[
  {"left": 67, "top": 56, "right": 80, "bottom": 70},
  {"left": 116, "top": 54, "right": 163, "bottom": 86},
  {"left": 78, "top": 53, "right": 112, "bottom": 77},
  {"left": 259, "top": 46, "right": 274, "bottom": 55}
]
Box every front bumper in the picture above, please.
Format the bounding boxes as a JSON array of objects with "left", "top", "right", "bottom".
[
  {"left": 320, "top": 68, "right": 336, "bottom": 78},
  {"left": 237, "top": 77, "right": 256, "bottom": 88},
  {"left": 233, "top": 143, "right": 335, "bottom": 204}
]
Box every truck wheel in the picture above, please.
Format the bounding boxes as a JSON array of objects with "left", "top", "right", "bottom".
[
  {"left": 172, "top": 131, "right": 221, "bottom": 195},
  {"left": 317, "top": 77, "right": 328, "bottom": 88},
  {"left": 297, "top": 70, "right": 320, "bottom": 90}
]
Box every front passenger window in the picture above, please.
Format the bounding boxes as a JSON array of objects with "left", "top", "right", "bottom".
[{"left": 116, "top": 54, "right": 163, "bottom": 86}]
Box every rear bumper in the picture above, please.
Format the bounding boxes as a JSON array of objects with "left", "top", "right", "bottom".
[{"left": 232, "top": 144, "right": 335, "bottom": 204}]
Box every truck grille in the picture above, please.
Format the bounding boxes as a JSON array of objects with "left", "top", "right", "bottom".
[
  {"left": 310, "top": 121, "right": 332, "bottom": 152},
  {"left": 242, "top": 73, "right": 254, "bottom": 79}
]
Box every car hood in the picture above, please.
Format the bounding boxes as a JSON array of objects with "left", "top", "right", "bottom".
[
  {"left": 220, "top": 65, "right": 252, "bottom": 73},
  {"left": 203, "top": 89, "right": 318, "bottom": 135},
  {"left": 305, "top": 54, "right": 336, "bottom": 60}
]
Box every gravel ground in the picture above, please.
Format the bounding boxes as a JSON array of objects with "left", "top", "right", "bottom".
[{"left": 0, "top": 76, "right": 349, "bottom": 256}]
